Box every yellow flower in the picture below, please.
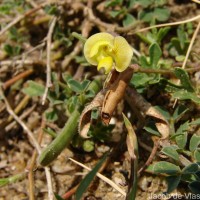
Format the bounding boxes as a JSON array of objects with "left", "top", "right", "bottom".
[{"left": 84, "top": 32, "right": 133, "bottom": 74}]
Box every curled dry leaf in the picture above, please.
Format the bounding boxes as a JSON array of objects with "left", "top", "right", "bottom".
[
  {"left": 78, "top": 89, "right": 106, "bottom": 138},
  {"left": 126, "top": 87, "right": 169, "bottom": 139},
  {"left": 123, "top": 113, "right": 138, "bottom": 160},
  {"left": 79, "top": 68, "right": 133, "bottom": 137},
  {"left": 101, "top": 68, "right": 134, "bottom": 125}
]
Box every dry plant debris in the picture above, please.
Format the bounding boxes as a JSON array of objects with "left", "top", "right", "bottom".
[{"left": 1, "top": 0, "right": 200, "bottom": 200}]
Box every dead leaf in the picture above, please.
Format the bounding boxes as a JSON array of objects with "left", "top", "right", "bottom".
[
  {"left": 78, "top": 89, "right": 106, "bottom": 138},
  {"left": 126, "top": 87, "right": 169, "bottom": 139}
]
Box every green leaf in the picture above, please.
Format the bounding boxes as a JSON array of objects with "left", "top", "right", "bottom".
[
  {"left": 154, "top": 106, "right": 171, "bottom": 121},
  {"left": 140, "top": 55, "right": 150, "bottom": 68},
  {"left": 194, "top": 149, "right": 200, "bottom": 162},
  {"left": 149, "top": 43, "right": 162, "bottom": 68},
  {"left": 173, "top": 132, "right": 188, "bottom": 145},
  {"left": 75, "top": 153, "right": 108, "bottom": 200},
  {"left": 166, "top": 175, "right": 181, "bottom": 194},
  {"left": 177, "top": 25, "right": 188, "bottom": 50},
  {"left": 0, "top": 173, "right": 25, "bottom": 187},
  {"left": 67, "top": 96, "right": 79, "bottom": 113},
  {"left": 139, "top": 10, "right": 154, "bottom": 23},
  {"left": 159, "top": 78, "right": 182, "bottom": 93},
  {"left": 44, "top": 5, "right": 58, "bottom": 15},
  {"left": 122, "top": 13, "right": 136, "bottom": 27},
  {"left": 190, "top": 118, "right": 200, "bottom": 125},
  {"left": 157, "top": 27, "right": 171, "bottom": 44},
  {"left": 155, "top": 0, "right": 167, "bottom": 7},
  {"left": 143, "top": 121, "right": 161, "bottom": 136},
  {"left": 182, "top": 163, "right": 199, "bottom": 174},
  {"left": 4, "top": 44, "right": 21, "bottom": 56},
  {"left": 67, "top": 79, "right": 83, "bottom": 93},
  {"left": 153, "top": 8, "right": 170, "bottom": 22},
  {"left": 172, "top": 91, "right": 200, "bottom": 104},
  {"left": 174, "top": 68, "right": 194, "bottom": 92},
  {"left": 105, "top": 0, "right": 123, "bottom": 7},
  {"left": 134, "top": 0, "right": 152, "bottom": 7},
  {"left": 22, "top": 81, "right": 45, "bottom": 97},
  {"left": 52, "top": 72, "right": 60, "bottom": 98},
  {"left": 181, "top": 173, "right": 197, "bottom": 182},
  {"left": 81, "top": 80, "right": 91, "bottom": 91},
  {"left": 175, "top": 132, "right": 188, "bottom": 149},
  {"left": 0, "top": 178, "right": 9, "bottom": 187},
  {"left": 161, "top": 146, "right": 179, "bottom": 161},
  {"left": 62, "top": 73, "right": 72, "bottom": 84},
  {"left": 172, "top": 105, "right": 189, "bottom": 122},
  {"left": 147, "top": 161, "right": 181, "bottom": 175},
  {"left": 188, "top": 181, "right": 200, "bottom": 194},
  {"left": 54, "top": 193, "right": 65, "bottom": 200},
  {"left": 130, "top": 73, "right": 150, "bottom": 88},
  {"left": 189, "top": 134, "right": 200, "bottom": 152},
  {"left": 195, "top": 171, "right": 200, "bottom": 180},
  {"left": 43, "top": 127, "right": 57, "bottom": 138},
  {"left": 45, "top": 109, "right": 58, "bottom": 122},
  {"left": 109, "top": 10, "right": 123, "bottom": 18},
  {"left": 139, "top": 8, "right": 170, "bottom": 23}
]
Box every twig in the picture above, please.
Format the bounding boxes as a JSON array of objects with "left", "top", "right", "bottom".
[
  {"left": 182, "top": 21, "right": 200, "bottom": 70},
  {"left": 0, "top": 86, "right": 41, "bottom": 153},
  {"left": 86, "top": 6, "right": 140, "bottom": 33},
  {"left": 134, "top": 14, "right": 200, "bottom": 34},
  {"left": 69, "top": 158, "right": 126, "bottom": 197},
  {"left": 130, "top": 64, "right": 200, "bottom": 74},
  {"left": 138, "top": 137, "right": 160, "bottom": 176},
  {"left": 0, "top": 87, "right": 54, "bottom": 200},
  {"left": 45, "top": 167, "right": 54, "bottom": 200},
  {"left": 191, "top": 0, "right": 200, "bottom": 4},
  {"left": 173, "top": 20, "right": 200, "bottom": 107},
  {"left": 62, "top": 185, "right": 79, "bottom": 199},
  {"left": 61, "top": 41, "right": 82, "bottom": 69},
  {"left": 3, "top": 69, "right": 34, "bottom": 90},
  {"left": 5, "top": 104, "right": 36, "bottom": 132},
  {"left": 26, "top": 0, "right": 46, "bottom": 15},
  {"left": 23, "top": 42, "right": 45, "bottom": 56},
  {"left": 0, "top": 59, "right": 45, "bottom": 67},
  {"left": 27, "top": 118, "right": 46, "bottom": 200},
  {"left": 129, "top": 64, "right": 173, "bottom": 75},
  {"left": 7, "top": 95, "right": 30, "bottom": 122},
  {"left": 0, "top": 3, "right": 47, "bottom": 36},
  {"left": 42, "top": 16, "right": 57, "bottom": 105},
  {"left": 62, "top": 135, "right": 124, "bottom": 199},
  {"left": 61, "top": 20, "right": 92, "bottom": 69}
]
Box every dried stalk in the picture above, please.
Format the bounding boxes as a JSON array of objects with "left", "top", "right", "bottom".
[
  {"left": 101, "top": 68, "right": 133, "bottom": 125},
  {"left": 126, "top": 87, "right": 170, "bottom": 139},
  {"left": 42, "top": 16, "right": 57, "bottom": 105},
  {"left": 79, "top": 89, "right": 106, "bottom": 138},
  {"left": 27, "top": 118, "right": 45, "bottom": 200},
  {"left": 0, "top": 87, "right": 54, "bottom": 200},
  {"left": 0, "top": 3, "right": 47, "bottom": 36},
  {"left": 3, "top": 69, "right": 34, "bottom": 90},
  {"left": 7, "top": 95, "right": 30, "bottom": 122}
]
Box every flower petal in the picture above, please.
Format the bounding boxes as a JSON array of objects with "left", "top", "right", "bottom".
[
  {"left": 89, "top": 40, "right": 111, "bottom": 58},
  {"left": 113, "top": 36, "right": 133, "bottom": 72},
  {"left": 97, "top": 56, "right": 113, "bottom": 74},
  {"left": 84, "top": 32, "right": 114, "bottom": 66}
]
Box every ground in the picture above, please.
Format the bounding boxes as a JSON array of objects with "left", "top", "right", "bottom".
[{"left": 1, "top": 0, "right": 200, "bottom": 200}]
